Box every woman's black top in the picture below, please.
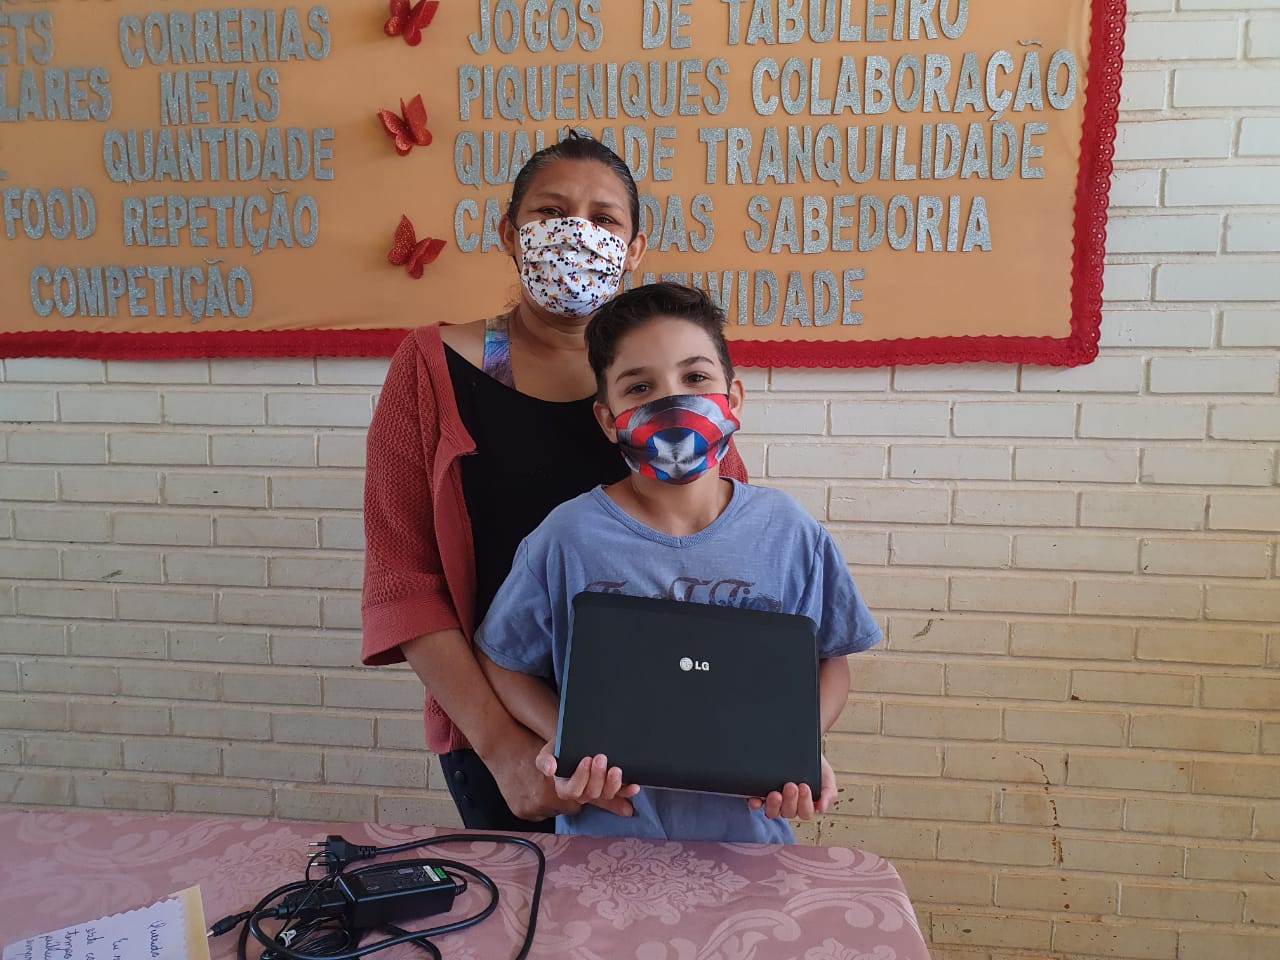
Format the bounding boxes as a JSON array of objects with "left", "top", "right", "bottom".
[{"left": 444, "top": 345, "right": 628, "bottom": 624}]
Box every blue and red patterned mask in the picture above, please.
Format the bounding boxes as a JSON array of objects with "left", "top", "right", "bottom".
[{"left": 612, "top": 393, "right": 740, "bottom": 484}]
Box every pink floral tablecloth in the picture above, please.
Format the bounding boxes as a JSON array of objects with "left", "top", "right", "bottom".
[{"left": 0, "top": 810, "right": 929, "bottom": 960}]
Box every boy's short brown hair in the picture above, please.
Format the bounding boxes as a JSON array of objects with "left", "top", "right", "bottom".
[{"left": 586, "top": 282, "right": 735, "bottom": 402}]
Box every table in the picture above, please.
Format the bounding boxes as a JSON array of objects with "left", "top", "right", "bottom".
[{"left": 0, "top": 810, "right": 931, "bottom": 959}]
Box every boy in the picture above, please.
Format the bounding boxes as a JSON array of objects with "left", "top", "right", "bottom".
[{"left": 475, "top": 282, "right": 881, "bottom": 843}]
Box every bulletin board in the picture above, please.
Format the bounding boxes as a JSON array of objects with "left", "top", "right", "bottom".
[{"left": 0, "top": 0, "right": 1124, "bottom": 365}]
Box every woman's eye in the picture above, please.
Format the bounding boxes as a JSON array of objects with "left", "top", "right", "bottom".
[{"left": 595, "top": 215, "right": 617, "bottom": 225}]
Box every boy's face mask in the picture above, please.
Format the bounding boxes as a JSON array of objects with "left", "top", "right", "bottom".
[
  {"left": 612, "top": 393, "right": 740, "bottom": 485},
  {"left": 517, "top": 216, "right": 629, "bottom": 318}
]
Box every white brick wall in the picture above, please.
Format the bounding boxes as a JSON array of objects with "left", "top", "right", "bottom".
[
  {"left": 1218, "top": 309, "right": 1280, "bottom": 348},
  {"left": 1239, "top": 116, "right": 1280, "bottom": 154},
  {"left": 1, "top": 6, "right": 1278, "bottom": 960}
]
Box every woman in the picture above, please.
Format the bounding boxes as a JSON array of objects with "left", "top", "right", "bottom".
[{"left": 361, "top": 133, "right": 749, "bottom": 832}]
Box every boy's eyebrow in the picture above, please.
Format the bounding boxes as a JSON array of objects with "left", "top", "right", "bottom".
[{"left": 613, "top": 356, "right": 717, "bottom": 383}]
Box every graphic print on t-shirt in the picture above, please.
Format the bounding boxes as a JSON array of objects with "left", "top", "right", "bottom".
[{"left": 584, "top": 576, "right": 781, "bottom": 612}]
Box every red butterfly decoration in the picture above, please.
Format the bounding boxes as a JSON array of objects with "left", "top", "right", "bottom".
[
  {"left": 388, "top": 215, "right": 446, "bottom": 279},
  {"left": 378, "top": 95, "right": 432, "bottom": 156},
  {"left": 384, "top": 0, "right": 438, "bottom": 45}
]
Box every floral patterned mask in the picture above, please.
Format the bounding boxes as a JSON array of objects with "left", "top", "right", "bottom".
[{"left": 517, "top": 216, "right": 629, "bottom": 318}]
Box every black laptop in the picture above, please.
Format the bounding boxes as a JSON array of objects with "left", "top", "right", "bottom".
[{"left": 553, "top": 591, "right": 821, "bottom": 798}]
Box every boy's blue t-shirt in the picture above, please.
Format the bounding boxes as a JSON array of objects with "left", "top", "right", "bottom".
[{"left": 475, "top": 479, "right": 882, "bottom": 844}]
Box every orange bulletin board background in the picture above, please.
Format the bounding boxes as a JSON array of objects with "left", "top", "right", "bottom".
[{"left": 0, "top": 0, "right": 1123, "bottom": 365}]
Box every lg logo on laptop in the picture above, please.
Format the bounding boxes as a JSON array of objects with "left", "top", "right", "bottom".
[{"left": 679, "top": 657, "right": 710, "bottom": 672}]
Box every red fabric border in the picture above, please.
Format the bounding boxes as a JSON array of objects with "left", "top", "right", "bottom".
[
  {"left": 0, "top": 327, "right": 412, "bottom": 359},
  {"left": 0, "top": 2, "right": 1123, "bottom": 367}
]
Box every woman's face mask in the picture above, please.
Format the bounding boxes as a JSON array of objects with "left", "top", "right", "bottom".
[
  {"left": 612, "top": 392, "right": 740, "bottom": 485},
  {"left": 518, "top": 216, "right": 629, "bottom": 318}
]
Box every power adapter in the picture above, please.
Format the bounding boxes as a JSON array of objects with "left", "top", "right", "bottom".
[{"left": 337, "top": 859, "right": 466, "bottom": 929}]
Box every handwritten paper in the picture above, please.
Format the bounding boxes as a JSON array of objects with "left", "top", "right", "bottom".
[{"left": 2, "top": 886, "right": 209, "bottom": 960}]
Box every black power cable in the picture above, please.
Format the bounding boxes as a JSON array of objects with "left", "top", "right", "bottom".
[{"left": 210, "top": 832, "right": 546, "bottom": 960}]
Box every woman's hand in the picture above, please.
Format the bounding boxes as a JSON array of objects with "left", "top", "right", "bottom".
[
  {"left": 748, "top": 755, "right": 838, "bottom": 820},
  {"left": 536, "top": 742, "right": 640, "bottom": 816},
  {"left": 487, "top": 727, "right": 583, "bottom": 821}
]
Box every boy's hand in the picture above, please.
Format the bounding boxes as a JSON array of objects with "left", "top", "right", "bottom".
[
  {"left": 749, "top": 755, "right": 838, "bottom": 820},
  {"left": 536, "top": 742, "right": 640, "bottom": 816}
]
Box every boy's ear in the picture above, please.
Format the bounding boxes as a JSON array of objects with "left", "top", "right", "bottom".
[
  {"left": 727, "top": 377, "right": 745, "bottom": 421},
  {"left": 593, "top": 400, "right": 618, "bottom": 442}
]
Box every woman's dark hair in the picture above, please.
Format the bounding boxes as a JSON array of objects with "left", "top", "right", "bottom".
[
  {"left": 505, "top": 129, "right": 641, "bottom": 240},
  {"left": 586, "top": 282, "right": 735, "bottom": 401}
]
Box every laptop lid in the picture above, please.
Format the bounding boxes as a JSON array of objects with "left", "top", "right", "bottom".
[{"left": 554, "top": 591, "right": 821, "bottom": 797}]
